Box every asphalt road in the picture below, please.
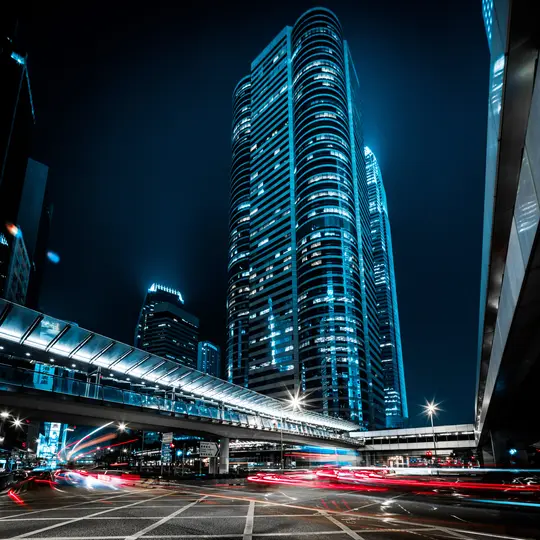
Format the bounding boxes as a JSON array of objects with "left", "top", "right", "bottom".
[{"left": 1, "top": 481, "right": 539, "bottom": 540}]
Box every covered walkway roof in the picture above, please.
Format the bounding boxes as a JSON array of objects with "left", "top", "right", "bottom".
[{"left": 0, "top": 299, "right": 360, "bottom": 432}]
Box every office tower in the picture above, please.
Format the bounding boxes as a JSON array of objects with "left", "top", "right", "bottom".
[
  {"left": 4, "top": 231, "right": 30, "bottom": 304},
  {"left": 26, "top": 195, "right": 53, "bottom": 310},
  {"left": 197, "top": 341, "right": 221, "bottom": 377},
  {"left": 135, "top": 283, "right": 199, "bottom": 368},
  {"left": 18, "top": 158, "right": 50, "bottom": 309},
  {"left": 365, "top": 147, "right": 408, "bottom": 428},
  {"left": 0, "top": 23, "right": 35, "bottom": 301},
  {"left": 227, "top": 7, "right": 385, "bottom": 427}
]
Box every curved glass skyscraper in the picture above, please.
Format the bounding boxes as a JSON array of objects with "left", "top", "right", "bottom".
[
  {"left": 366, "top": 147, "right": 408, "bottom": 428},
  {"left": 227, "top": 8, "right": 391, "bottom": 428}
]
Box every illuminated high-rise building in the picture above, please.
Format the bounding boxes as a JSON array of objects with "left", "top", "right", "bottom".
[
  {"left": 197, "top": 341, "right": 221, "bottom": 378},
  {"left": 135, "top": 283, "right": 199, "bottom": 368},
  {"left": 227, "top": 7, "right": 385, "bottom": 427},
  {"left": 365, "top": 147, "right": 408, "bottom": 428}
]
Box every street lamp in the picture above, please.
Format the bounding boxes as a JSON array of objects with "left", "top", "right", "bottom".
[
  {"left": 1, "top": 411, "right": 9, "bottom": 419},
  {"left": 118, "top": 422, "right": 127, "bottom": 432},
  {"left": 422, "top": 400, "right": 440, "bottom": 460},
  {"left": 280, "top": 391, "right": 305, "bottom": 470},
  {"left": 11, "top": 418, "right": 23, "bottom": 429}
]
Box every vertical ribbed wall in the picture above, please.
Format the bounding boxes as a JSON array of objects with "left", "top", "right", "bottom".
[
  {"left": 292, "top": 8, "right": 365, "bottom": 421},
  {"left": 227, "top": 77, "right": 252, "bottom": 385}
]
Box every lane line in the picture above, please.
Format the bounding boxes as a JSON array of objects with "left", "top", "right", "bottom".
[
  {"left": 344, "top": 493, "right": 406, "bottom": 513},
  {"left": 123, "top": 495, "right": 208, "bottom": 540},
  {"left": 318, "top": 510, "right": 366, "bottom": 540},
  {"left": 242, "top": 500, "right": 255, "bottom": 540},
  {"left": 4, "top": 492, "right": 174, "bottom": 539},
  {"left": 0, "top": 491, "right": 139, "bottom": 521},
  {"left": 451, "top": 514, "right": 469, "bottom": 523},
  {"left": 175, "top": 486, "right": 532, "bottom": 540},
  {"left": 0, "top": 513, "right": 319, "bottom": 521}
]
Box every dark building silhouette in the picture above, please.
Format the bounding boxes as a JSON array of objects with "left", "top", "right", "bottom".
[
  {"left": 135, "top": 283, "right": 199, "bottom": 368},
  {"left": 0, "top": 13, "right": 51, "bottom": 308}
]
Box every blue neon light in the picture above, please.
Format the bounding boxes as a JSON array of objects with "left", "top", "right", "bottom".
[
  {"left": 47, "top": 251, "right": 60, "bottom": 264},
  {"left": 149, "top": 282, "right": 184, "bottom": 303},
  {"left": 472, "top": 499, "right": 540, "bottom": 508},
  {"left": 10, "top": 51, "right": 25, "bottom": 65}
]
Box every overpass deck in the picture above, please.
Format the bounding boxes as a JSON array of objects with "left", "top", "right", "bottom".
[{"left": 0, "top": 299, "right": 361, "bottom": 446}]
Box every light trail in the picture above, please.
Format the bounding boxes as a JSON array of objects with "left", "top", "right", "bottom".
[{"left": 68, "top": 422, "right": 114, "bottom": 459}]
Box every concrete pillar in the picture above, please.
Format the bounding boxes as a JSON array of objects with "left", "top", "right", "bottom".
[{"left": 219, "top": 437, "right": 229, "bottom": 474}]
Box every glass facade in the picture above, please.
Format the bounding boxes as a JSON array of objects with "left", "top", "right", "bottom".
[
  {"left": 365, "top": 148, "right": 408, "bottom": 428},
  {"left": 135, "top": 283, "right": 199, "bottom": 369},
  {"left": 476, "top": 0, "right": 540, "bottom": 441},
  {"left": 197, "top": 341, "right": 221, "bottom": 378},
  {"left": 227, "top": 8, "right": 386, "bottom": 428}
]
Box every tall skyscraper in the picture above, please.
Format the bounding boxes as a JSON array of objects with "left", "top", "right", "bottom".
[
  {"left": 0, "top": 21, "right": 35, "bottom": 302},
  {"left": 365, "top": 147, "right": 408, "bottom": 428},
  {"left": 135, "top": 283, "right": 199, "bottom": 368},
  {"left": 227, "top": 7, "right": 386, "bottom": 427},
  {"left": 197, "top": 341, "right": 221, "bottom": 378}
]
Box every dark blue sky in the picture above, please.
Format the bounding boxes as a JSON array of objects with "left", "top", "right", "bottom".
[{"left": 22, "top": 0, "right": 489, "bottom": 427}]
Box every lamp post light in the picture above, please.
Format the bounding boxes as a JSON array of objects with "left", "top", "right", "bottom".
[
  {"left": 422, "top": 400, "right": 440, "bottom": 462},
  {"left": 280, "top": 391, "right": 305, "bottom": 470}
]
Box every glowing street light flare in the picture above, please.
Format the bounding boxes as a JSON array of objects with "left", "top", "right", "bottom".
[
  {"left": 118, "top": 422, "right": 127, "bottom": 432},
  {"left": 422, "top": 400, "right": 440, "bottom": 418},
  {"left": 12, "top": 418, "right": 23, "bottom": 428},
  {"left": 1, "top": 411, "right": 10, "bottom": 419},
  {"left": 46, "top": 251, "right": 60, "bottom": 264},
  {"left": 421, "top": 399, "right": 441, "bottom": 458},
  {"left": 5, "top": 222, "right": 20, "bottom": 237}
]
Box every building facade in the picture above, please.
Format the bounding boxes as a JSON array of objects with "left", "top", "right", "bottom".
[
  {"left": 227, "top": 7, "right": 386, "bottom": 428},
  {"left": 0, "top": 24, "right": 35, "bottom": 302},
  {"left": 476, "top": 0, "right": 540, "bottom": 466},
  {"left": 197, "top": 341, "right": 221, "bottom": 378},
  {"left": 365, "top": 147, "right": 408, "bottom": 428},
  {"left": 135, "top": 283, "right": 199, "bottom": 368}
]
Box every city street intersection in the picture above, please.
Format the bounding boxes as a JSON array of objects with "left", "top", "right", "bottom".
[{"left": 1, "top": 482, "right": 539, "bottom": 539}]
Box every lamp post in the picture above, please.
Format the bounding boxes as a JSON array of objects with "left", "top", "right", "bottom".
[
  {"left": 422, "top": 400, "right": 440, "bottom": 462},
  {"left": 280, "top": 392, "right": 304, "bottom": 470}
]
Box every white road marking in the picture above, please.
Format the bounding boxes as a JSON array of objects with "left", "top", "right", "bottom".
[
  {"left": 319, "top": 510, "right": 366, "bottom": 539},
  {"left": 397, "top": 504, "right": 412, "bottom": 515},
  {"left": 176, "top": 486, "right": 533, "bottom": 540},
  {"left": 0, "top": 491, "right": 137, "bottom": 520},
  {"left": 123, "top": 496, "right": 208, "bottom": 540},
  {"left": 4, "top": 492, "right": 173, "bottom": 539},
  {"left": 451, "top": 514, "right": 469, "bottom": 523},
  {"left": 242, "top": 500, "right": 255, "bottom": 540}
]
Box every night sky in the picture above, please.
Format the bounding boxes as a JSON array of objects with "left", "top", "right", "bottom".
[{"left": 18, "top": 0, "right": 488, "bottom": 427}]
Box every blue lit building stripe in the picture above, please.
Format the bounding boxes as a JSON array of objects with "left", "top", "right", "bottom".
[{"left": 365, "top": 147, "right": 408, "bottom": 427}]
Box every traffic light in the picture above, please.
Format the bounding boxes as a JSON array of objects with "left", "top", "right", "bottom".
[
  {"left": 509, "top": 448, "right": 518, "bottom": 456},
  {"left": 170, "top": 443, "right": 175, "bottom": 448}
]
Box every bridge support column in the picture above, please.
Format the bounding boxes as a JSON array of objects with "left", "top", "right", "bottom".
[{"left": 219, "top": 437, "right": 229, "bottom": 474}]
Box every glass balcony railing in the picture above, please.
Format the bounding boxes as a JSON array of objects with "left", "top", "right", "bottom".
[{"left": 0, "top": 363, "right": 350, "bottom": 442}]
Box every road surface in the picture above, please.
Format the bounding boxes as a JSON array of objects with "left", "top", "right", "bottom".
[{"left": 1, "top": 481, "right": 539, "bottom": 539}]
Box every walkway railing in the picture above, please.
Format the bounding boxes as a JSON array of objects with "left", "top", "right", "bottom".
[{"left": 0, "top": 363, "right": 359, "bottom": 445}]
